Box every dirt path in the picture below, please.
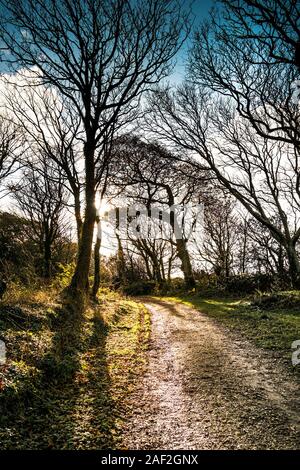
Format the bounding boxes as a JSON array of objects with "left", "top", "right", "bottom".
[{"left": 122, "top": 298, "right": 300, "bottom": 450}]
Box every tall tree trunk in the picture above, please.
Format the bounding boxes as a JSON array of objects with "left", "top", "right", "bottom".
[
  {"left": 70, "top": 203, "right": 95, "bottom": 294},
  {"left": 70, "top": 144, "right": 96, "bottom": 296},
  {"left": 167, "top": 255, "right": 173, "bottom": 282},
  {"left": 241, "top": 222, "right": 248, "bottom": 274},
  {"left": 92, "top": 232, "right": 101, "bottom": 299},
  {"left": 285, "top": 242, "right": 300, "bottom": 287},
  {"left": 152, "top": 258, "right": 162, "bottom": 284},
  {"left": 176, "top": 237, "right": 195, "bottom": 288},
  {"left": 166, "top": 184, "right": 196, "bottom": 289},
  {"left": 143, "top": 255, "right": 152, "bottom": 280},
  {"left": 277, "top": 244, "right": 285, "bottom": 277},
  {"left": 160, "top": 257, "right": 166, "bottom": 281}
]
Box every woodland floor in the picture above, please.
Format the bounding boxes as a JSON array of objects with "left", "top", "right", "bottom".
[
  {"left": 0, "top": 289, "right": 150, "bottom": 449},
  {"left": 122, "top": 297, "right": 300, "bottom": 450},
  {"left": 1, "top": 291, "right": 299, "bottom": 449}
]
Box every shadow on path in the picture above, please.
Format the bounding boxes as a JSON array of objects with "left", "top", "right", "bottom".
[{"left": 0, "top": 296, "right": 115, "bottom": 449}]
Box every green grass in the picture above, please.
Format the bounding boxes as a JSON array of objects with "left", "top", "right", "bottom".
[
  {"left": 0, "top": 287, "right": 150, "bottom": 449},
  {"left": 160, "top": 291, "right": 300, "bottom": 361}
]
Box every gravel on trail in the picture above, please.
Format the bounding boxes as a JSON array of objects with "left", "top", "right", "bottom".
[{"left": 121, "top": 298, "right": 300, "bottom": 450}]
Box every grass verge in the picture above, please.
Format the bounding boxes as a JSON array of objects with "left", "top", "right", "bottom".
[
  {"left": 0, "top": 286, "right": 150, "bottom": 449},
  {"left": 160, "top": 291, "right": 300, "bottom": 369}
]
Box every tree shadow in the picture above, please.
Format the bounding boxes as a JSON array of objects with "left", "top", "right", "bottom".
[
  {"left": 142, "top": 296, "right": 186, "bottom": 318},
  {"left": 0, "top": 295, "right": 115, "bottom": 449}
]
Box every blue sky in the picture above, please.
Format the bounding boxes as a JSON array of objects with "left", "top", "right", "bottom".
[
  {"left": 0, "top": 0, "right": 215, "bottom": 78},
  {"left": 0, "top": 0, "right": 215, "bottom": 220},
  {"left": 189, "top": 0, "right": 214, "bottom": 20},
  {"left": 171, "top": 0, "right": 215, "bottom": 83}
]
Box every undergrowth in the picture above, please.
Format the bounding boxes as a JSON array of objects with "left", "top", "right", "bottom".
[
  {"left": 0, "top": 286, "right": 150, "bottom": 449},
  {"left": 161, "top": 290, "right": 300, "bottom": 372}
]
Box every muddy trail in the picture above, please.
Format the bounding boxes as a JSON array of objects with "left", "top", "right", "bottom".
[{"left": 121, "top": 298, "right": 300, "bottom": 450}]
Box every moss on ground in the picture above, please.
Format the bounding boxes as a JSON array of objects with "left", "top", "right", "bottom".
[{"left": 0, "top": 287, "right": 150, "bottom": 449}]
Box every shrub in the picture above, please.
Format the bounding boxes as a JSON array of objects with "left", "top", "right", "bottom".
[
  {"left": 225, "top": 274, "right": 275, "bottom": 294},
  {"left": 51, "top": 262, "right": 75, "bottom": 289},
  {"left": 252, "top": 291, "right": 300, "bottom": 310},
  {"left": 168, "top": 277, "right": 185, "bottom": 291},
  {"left": 122, "top": 280, "right": 157, "bottom": 296}
]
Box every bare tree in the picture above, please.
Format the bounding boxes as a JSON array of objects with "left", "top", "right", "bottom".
[
  {"left": 11, "top": 157, "right": 68, "bottom": 278},
  {"left": 220, "top": 0, "right": 300, "bottom": 68},
  {"left": 195, "top": 196, "right": 238, "bottom": 279},
  {"left": 0, "top": 115, "right": 22, "bottom": 196},
  {"left": 243, "top": 217, "right": 288, "bottom": 276},
  {"left": 116, "top": 217, "right": 178, "bottom": 285},
  {"left": 147, "top": 82, "right": 300, "bottom": 284},
  {"left": 0, "top": 0, "right": 189, "bottom": 297},
  {"left": 3, "top": 85, "right": 84, "bottom": 240},
  {"left": 109, "top": 137, "right": 210, "bottom": 287},
  {"left": 188, "top": 12, "right": 300, "bottom": 154},
  {"left": 130, "top": 237, "right": 165, "bottom": 284},
  {"left": 3, "top": 83, "right": 117, "bottom": 298}
]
